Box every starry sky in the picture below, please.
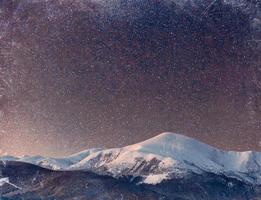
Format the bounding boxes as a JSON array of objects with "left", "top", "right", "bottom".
[{"left": 0, "top": 0, "right": 260, "bottom": 156}]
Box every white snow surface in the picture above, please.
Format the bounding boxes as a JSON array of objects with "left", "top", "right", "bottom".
[
  {"left": 0, "top": 177, "right": 9, "bottom": 187},
  {"left": 1, "top": 132, "right": 261, "bottom": 185}
]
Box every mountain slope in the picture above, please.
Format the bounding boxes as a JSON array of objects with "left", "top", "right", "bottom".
[
  {"left": 1, "top": 161, "right": 261, "bottom": 200},
  {"left": 0, "top": 148, "right": 102, "bottom": 170},
  {"left": 0, "top": 161, "right": 163, "bottom": 200}
]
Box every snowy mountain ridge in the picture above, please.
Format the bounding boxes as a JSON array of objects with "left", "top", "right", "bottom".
[{"left": 1, "top": 132, "right": 261, "bottom": 185}]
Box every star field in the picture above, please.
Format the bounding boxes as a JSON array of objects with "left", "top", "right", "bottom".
[{"left": 0, "top": 0, "right": 260, "bottom": 156}]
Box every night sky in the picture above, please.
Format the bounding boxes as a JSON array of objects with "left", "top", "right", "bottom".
[{"left": 0, "top": 0, "right": 260, "bottom": 156}]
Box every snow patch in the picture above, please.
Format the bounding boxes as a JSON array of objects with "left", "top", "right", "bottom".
[{"left": 143, "top": 174, "right": 169, "bottom": 185}]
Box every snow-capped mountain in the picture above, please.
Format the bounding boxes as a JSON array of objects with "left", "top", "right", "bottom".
[
  {"left": 70, "top": 132, "right": 261, "bottom": 185},
  {"left": 1, "top": 132, "right": 261, "bottom": 185}
]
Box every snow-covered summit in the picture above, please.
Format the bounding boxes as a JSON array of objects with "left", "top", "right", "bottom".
[
  {"left": 125, "top": 132, "right": 218, "bottom": 157},
  {"left": 125, "top": 132, "right": 260, "bottom": 173},
  {"left": 1, "top": 132, "right": 261, "bottom": 185}
]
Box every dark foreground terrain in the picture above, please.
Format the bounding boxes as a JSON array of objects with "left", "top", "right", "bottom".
[{"left": 0, "top": 161, "right": 260, "bottom": 200}]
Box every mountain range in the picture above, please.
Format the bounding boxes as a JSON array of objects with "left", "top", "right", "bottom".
[{"left": 1, "top": 133, "right": 261, "bottom": 199}]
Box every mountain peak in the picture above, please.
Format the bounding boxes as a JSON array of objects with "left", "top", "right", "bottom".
[
  {"left": 139, "top": 132, "right": 202, "bottom": 146},
  {"left": 146, "top": 132, "right": 188, "bottom": 141},
  {"left": 126, "top": 132, "right": 217, "bottom": 159}
]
